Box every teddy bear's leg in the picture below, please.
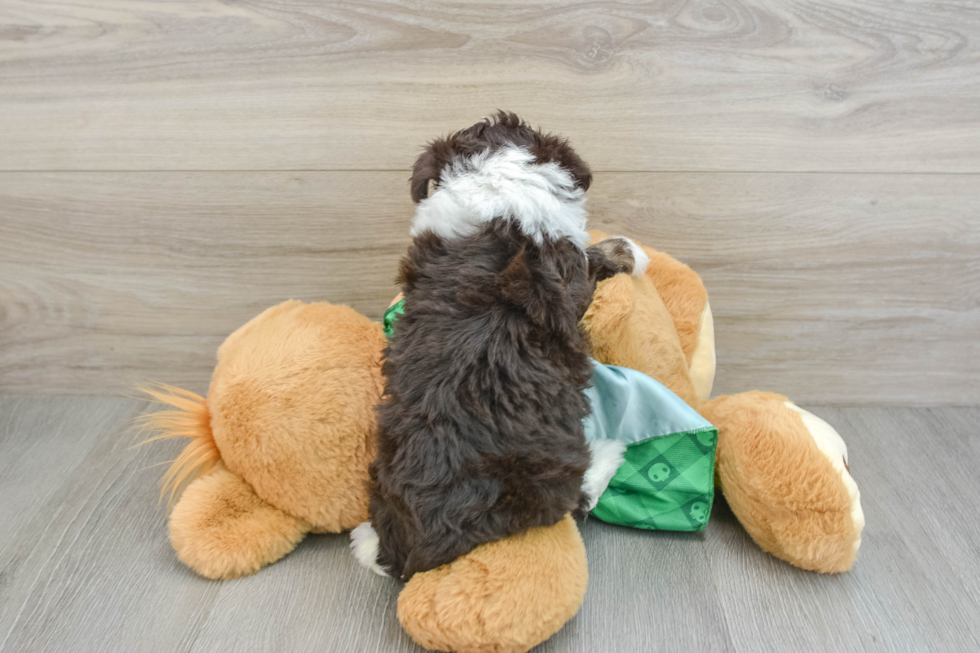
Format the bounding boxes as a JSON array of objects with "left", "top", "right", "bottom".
[
  {"left": 588, "top": 230, "right": 715, "bottom": 401},
  {"left": 397, "top": 514, "right": 588, "bottom": 653},
  {"left": 640, "top": 246, "right": 715, "bottom": 401},
  {"left": 169, "top": 468, "right": 311, "bottom": 580},
  {"left": 687, "top": 302, "right": 715, "bottom": 401},
  {"left": 702, "top": 392, "right": 864, "bottom": 573}
]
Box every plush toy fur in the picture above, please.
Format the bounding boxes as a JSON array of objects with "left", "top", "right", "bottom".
[
  {"left": 398, "top": 514, "right": 587, "bottom": 653},
  {"left": 141, "top": 236, "right": 863, "bottom": 652},
  {"left": 584, "top": 230, "right": 864, "bottom": 574},
  {"left": 141, "top": 300, "right": 386, "bottom": 579}
]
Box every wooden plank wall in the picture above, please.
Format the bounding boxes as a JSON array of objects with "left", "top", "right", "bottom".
[{"left": 1, "top": 0, "right": 978, "bottom": 403}]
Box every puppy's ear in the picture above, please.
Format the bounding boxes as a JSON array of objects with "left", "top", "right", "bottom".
[
  {"left": 531, "top": 134, "right": 592, "bottom": 192},
  {"left": 499, "top": 246, "right": 568, "bottom": 327},
  {"left": 499, "top": 247, "right": 544, "bottom": 323},
  {"left": 500, "top": 245, "right": 582, "bottom": 341},
  {"left": 563, "top": 151, "right": 592, "bottom": 192},
  {"left": 410, "top": 139, "right": 451, "bottom": 203}
]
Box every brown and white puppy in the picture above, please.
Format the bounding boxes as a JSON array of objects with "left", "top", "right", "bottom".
[{"left": 351, "top": 112, "right": 644, "bottom": 580}]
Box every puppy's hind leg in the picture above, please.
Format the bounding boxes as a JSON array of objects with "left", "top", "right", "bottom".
[
  {"left": 352, "top": 489, "right": 415, "bottom": 578},
  {"left": 579, "top": 438, "right": 626, "bottom": 513}
]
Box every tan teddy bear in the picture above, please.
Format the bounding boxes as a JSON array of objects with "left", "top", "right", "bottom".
[{"left": 141, "top": 235, "right": 862, "bottom": 653}]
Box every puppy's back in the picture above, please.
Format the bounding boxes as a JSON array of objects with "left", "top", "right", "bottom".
[{"left": 372, "top": 219, "right": 596, "bottom": 579}]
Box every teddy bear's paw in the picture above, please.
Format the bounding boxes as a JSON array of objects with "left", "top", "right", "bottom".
[
  {"left": 350, "top": 521, "right": 390, "bottom": 577},
  {"left": 169, "top": 468, "right": 310, "bottom": 580},
  {"left": 705, "top": 392, "right": 865, "bottom": 573},
  {"left": 397, "top": 514, "right": 588, "bottom": 653},
  {"left": 783, "top": 402, "right": 865, "bottom": 556}
]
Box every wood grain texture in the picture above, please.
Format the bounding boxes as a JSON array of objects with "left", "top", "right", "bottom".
[
  {"left": 540, "top": 524, "right": 735, "bottom": 653},
  {"left": 0, "top": 396, "right": 222, "bottom": 653},
  {"left": 589, "top": 173, "right": 980, "bottom": 405},
  {"left": 703, "top": 406, "right": 980, "bottom": 653},
  {"left": 0, "top": 171, "right": 412, "bottom": 396},
  {"left": 2, "top": 397, "right": 979, "bottom": 652},
  {"left": 1, "top": 0, "right": 979, "bottom": 172},
  {"left": 2, "top": 171, "right": 977, "bottom": 403}
]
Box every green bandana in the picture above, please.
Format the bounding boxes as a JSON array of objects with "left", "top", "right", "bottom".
[
  {"left": 381, "top": 297, "right": 717, "bottom": 531},
  {"left": 583, "top": 363, "right": 716, "bottom": 531},
  {"left": 383, "top": 298, "right": 406, "bottom": 339}
]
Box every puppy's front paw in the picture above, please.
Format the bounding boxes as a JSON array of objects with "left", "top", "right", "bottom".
[
  {"left": 581, "top": 438, "right": 627, "bottom": 511},
  {"left": 593, "top": 236, "right": 651, "bottom": 278},
  {"left": 350, "top": 522, "right": 390, "bottom": 577}
]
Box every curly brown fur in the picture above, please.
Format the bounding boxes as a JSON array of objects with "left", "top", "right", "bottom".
[
  {"left": 591, "top": 237, "right": 637, "bottom": 276},
  {"left": 370, "top": 220, "right": 620, "bottom": 580},
  {"left": 362, "top": 114, "right": 623, "bottom": 581}
]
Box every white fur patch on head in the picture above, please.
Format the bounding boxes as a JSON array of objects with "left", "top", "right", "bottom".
[
  {"left": 410, "top": 146, "right": 590, "bottom": 248},
  {"left": 581, "top": 438, "right": 627, "bottom": 511},
  {"left": 349, "top": 522, "right": 390, "bottom": 577}
]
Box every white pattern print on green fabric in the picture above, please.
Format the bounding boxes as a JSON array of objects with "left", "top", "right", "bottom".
[{"left": 584, "top": 361, "right": 718, "bottom": 532}]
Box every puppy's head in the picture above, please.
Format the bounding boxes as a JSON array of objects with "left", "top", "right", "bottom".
[
  {"left": 410, "top": 111, "right": 592, "bottom": 203},
  {"left": 409, "top": 112, "right": 593, "bottom": 248}
]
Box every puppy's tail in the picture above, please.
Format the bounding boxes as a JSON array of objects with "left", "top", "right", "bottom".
[{"left": 134, "top": 384, "right": 220, "bottom": 507}]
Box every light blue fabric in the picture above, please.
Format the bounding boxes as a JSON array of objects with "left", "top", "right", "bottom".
[{"left": 583, "top": 360, "right": 712, "bottom": 445}]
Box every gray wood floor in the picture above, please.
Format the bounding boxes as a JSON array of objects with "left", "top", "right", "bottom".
[{"left": 1, "top": 395, "right": 978, "bottom": 653}]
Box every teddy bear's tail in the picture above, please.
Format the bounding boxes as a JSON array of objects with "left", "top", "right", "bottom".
[{"left": 135, "top": 384, "right": 221, "bottom": 507}]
